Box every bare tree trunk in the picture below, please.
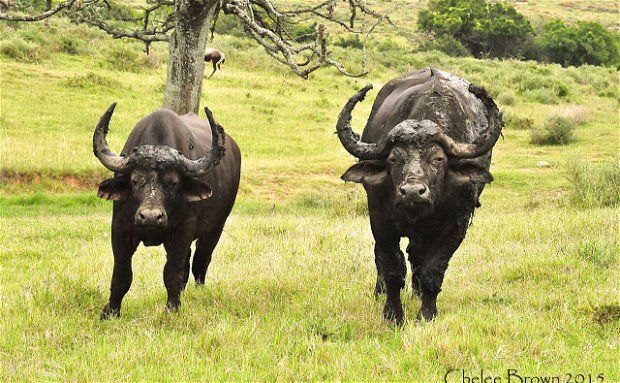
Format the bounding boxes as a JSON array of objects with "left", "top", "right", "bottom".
[{"left": 163, "top": 0, "right": 217, "bottom": 115}]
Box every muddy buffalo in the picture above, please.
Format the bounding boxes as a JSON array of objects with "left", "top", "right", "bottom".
[
  {"left": 93, "top": 104, "right": 241, "bottom": 319},
  {"left": 336, "top": 68, "right": 503, "bottom": 324}
]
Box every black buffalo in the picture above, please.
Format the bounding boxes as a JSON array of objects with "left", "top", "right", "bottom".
[
  {"left": 336, "top": 68, "right": 503, "bottom": 324},
  {"left": 93, "top": 104, "right": 241, "bottom": 319}
]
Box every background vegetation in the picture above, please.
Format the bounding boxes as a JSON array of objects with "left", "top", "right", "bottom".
[{"left": 0, "top": 0, "right": 618, "bottom": 381}]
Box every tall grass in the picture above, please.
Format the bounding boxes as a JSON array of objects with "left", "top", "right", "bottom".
[{"left": 565, "top": 157, "right": 620, "bottom": 207}]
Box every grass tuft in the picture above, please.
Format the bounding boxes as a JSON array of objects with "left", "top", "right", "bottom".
[
  {"left": 63, "top": 72, "right": 125, "bottom": 89},
  {"left": 564, "top": 157, "right": 620, "bottom": 207}
]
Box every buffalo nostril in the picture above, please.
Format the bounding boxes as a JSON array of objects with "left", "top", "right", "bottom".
[
  {"left": 417, "top": 185, "right": 427, "bottom": 195},
  {"left": 399, "top": 187, "right": 406, "bottom": 195},
  {"left": 156, "top": 212, "right": 164, "bottom": 221},
  {"left": 138, "top": 212, "right": 146, "bottom": 220}
]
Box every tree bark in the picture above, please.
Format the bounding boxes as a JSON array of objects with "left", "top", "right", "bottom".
[{"left": 163, "top": 0, "right": 217, "bottom": 115}]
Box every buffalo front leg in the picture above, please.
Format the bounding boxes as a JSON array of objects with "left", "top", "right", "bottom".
[
  {"left": 375, "top": 241, "right": 406, "bottom": 325},
  {"left": 101, "top": 231, "right": 137, "bottom": 320},
  {"left": 410, "top": 219, "right": 468, "bottom": 321},
  {"left": 163, "top": 239, "right": 192, "bottom": 312}
]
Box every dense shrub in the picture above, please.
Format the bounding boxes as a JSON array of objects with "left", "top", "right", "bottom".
[
  {"left": 416, "top": 35, "right": 470, "bottom": 57},
  {"left": 418, "top": 0, "right": 533, "bottom": 58},
  {"left": 0, "top": 37, "right": 46, "bottom": 62},
  {"left": 565, "top": 157, "right": 620, "bottom": 208},
  {"left": 62, "top": 72, "right": 124, "bottom": 89},
  {"left": 536, "top": 19, "right": 620, "bottom": 68},
  {"left": 289, "top": 22, "right": 317, "bottom": 43},
  {"left": 497, "top": 90, "right": 517, "bottom": 106},
  {"left": 102, "top": 43, "right": 161, "bottom": 72},
  {"left": 334, "top": 35, "right": 363, "bottom": 49},
  {"left": 504, "top": 113, "right": 534, "bottom": 130},
  {"left": 58, "top": 35, "right": 87, "bottom": 55},
  {"left": 530, "top": 115, "right": 575, "bottom": 145}
]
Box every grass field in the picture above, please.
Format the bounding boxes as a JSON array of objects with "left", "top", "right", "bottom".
[{"left": 1, "top": 3, "right": 619, "bottom": 381}]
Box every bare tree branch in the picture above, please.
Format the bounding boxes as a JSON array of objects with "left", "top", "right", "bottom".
[
  {"left": 0, "top": 0, "right": 99, "bottom": 21},
  {"left": 222, "top": 0, "right": 390, "bottom": 79}
]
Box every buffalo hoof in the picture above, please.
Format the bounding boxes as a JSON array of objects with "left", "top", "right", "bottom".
[
  {"left": 383, "top": 304, "right": 404, "bottom": 326},
  {"left": 416, "top": 307, "right": 437, "bottom": 322},
  {"left": 166, "top": 301, "right": 180, "bottom": 313},
  {"left": 100, "top": 304, "right": 120, "bottom": 320}
]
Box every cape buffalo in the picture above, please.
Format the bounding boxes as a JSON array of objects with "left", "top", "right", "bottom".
[
  {"left": 93, "top": 104, "right": 241, "bottom": 319},
  {"left": 336, "top": 68, "right": 503, "bottom": 324}
]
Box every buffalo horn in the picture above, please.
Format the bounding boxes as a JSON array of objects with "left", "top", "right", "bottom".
[
  {"left": 176, "top": 105, "right": 226, "bottom": 177},
  {"left": 435, "top": 84, "right": 504, "bottom": 159},
  {"left": 93, "top": 102, "right": 129, "bottom": 172},
  {"left": 335, "top": 84, "right": 391, "bottom": 160}
]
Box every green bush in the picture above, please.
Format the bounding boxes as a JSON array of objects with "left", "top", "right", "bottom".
[
  {"left": 530, "top": 115, "right": 575, "bottom": 145},
  {"left": 58, "top": 35, "right": 87, "bottom": 55},
  {"left": 565, "top": 157, "right": 620, "bottom": 208},
  {"left": 536, "top": 19, "right": 620, "bottom": 68},
  {"left": 504, "top": 113, "right": 534, "bottom": 130},
  {"left": 62, "top": 72, "right": 124, "bottom": 89},
  {"left": 418, "top": 0, "right": 533, "bottom": 58},
  {"left": 289, "top": 22, "right": 317, "bottom": 43},
  {"left": 102, "top": 43, "right": 161, "bottom": 72},
  {"left": 497, "top": 91, "right": 517, "bottom": 106},
  {"left": 0, "top": 37, "right": 46, "bottom": 62},
  {"left": 377, "top": 37, "right": 400, "bottom": 52},
  {"left": 416, "top": 35, "right": 470, "bottom": 57},
  {"left": 334, "top": 35, "right": 363, "bottom": 49}
]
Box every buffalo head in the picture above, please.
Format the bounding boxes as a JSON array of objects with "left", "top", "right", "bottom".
[
  {"left": 336, "top": 84, "right": 502, "bottom": 220},
  {"left": 93, "top": 104, "right": 225, "bottom": 245}
]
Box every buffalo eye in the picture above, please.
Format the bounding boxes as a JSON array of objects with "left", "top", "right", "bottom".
[
  {"left": 388, "top": 157, "right": 398, "bottom": 164},
  {"left": 433, "top": 157, "right": 445, "bottom": 163},
  {"left": 130, "top": 178, "right": 143, "bottom": 190}
]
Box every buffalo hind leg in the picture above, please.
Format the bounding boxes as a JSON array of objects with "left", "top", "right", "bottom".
[
  {"left": 181, "top": 248, "right": 191, "bottom": 291},
  {"left": 407, "top": 242, "right": 424, "bottom": 299},
  {"left": 101, "top": 231, "right": 137, "bottom": 320},
  {"left": 192, "top": 225, "right": 225, "bottom": 285}
]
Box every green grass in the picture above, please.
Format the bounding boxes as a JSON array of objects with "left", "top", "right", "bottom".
[
  {"left": 1, "top": 7, "right": 619, "bottom": 381},
  {"left": 1, "top": 199, "right": 618, "bottom": 380}
]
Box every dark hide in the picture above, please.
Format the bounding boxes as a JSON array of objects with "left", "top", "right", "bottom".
[
  {"left": 338, "top": 68, "right": 502, "bottom": 324},
  {"left": 97, "top": 109, "right": 241, "bottom": 319}
]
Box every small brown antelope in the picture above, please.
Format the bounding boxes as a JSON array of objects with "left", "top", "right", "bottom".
[{"left": 204, "top": 48, "right": 225, "bottom": 79}]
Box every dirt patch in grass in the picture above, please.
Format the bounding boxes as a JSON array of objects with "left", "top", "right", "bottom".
[
  {"left": 592, "top": 304, "right": 620, "bottom": 325},
  {"left": 0, "top": 170, "right": 105, "bottom": 192}
]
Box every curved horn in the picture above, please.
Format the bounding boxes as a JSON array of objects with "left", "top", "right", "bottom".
[
  {"left": 435, "top": 84, "right": 504, "bottom": 158},
  {"left": 93, "top": 102, "right": 129, "bottom": 172},
  {"left": 335, "top": 84, "right": 390, "bottom": 160},
  {"left": 177, "top": 105, "right": 226, "bottom": 177}
]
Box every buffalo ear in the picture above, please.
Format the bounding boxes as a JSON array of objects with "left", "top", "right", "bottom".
[
  {"left": 183, "top": 179, "right": 213, "bottom": 202},
  {"left": 97, "top": 178, "right": 129, "bottom": 201},
  {"left": 341, "top": 160, "right": 388, "bottom": 185},
  {"left": 447, "top": 161, "right": 493, "bottom": 186}
]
